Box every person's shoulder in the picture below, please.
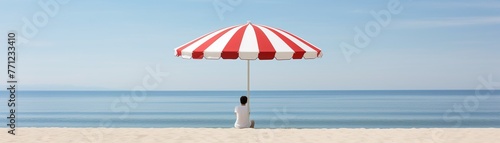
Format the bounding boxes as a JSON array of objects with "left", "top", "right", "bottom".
[{"left": 235, "top": 105, "right": 244, "bottom": 110}]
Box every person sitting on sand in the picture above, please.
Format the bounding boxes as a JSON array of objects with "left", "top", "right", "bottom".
[{"left": 234, "top": 96, "right": 255, "bottom": 128}]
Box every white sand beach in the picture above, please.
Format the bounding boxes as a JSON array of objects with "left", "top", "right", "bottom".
[{"left": 1, "top": 128, "right": 499, "bottom": 143}]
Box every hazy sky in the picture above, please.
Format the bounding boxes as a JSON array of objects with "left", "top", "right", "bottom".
[{"left": 1, "top": 0, "right": 499, "bottom": 90}]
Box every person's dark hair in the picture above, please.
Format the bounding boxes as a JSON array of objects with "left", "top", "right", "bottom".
[{"left": 240, "top": 96, "right": 248, "bottom": 105}]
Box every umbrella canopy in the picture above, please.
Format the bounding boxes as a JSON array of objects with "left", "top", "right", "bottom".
[
  {"left": 174, "top": 22, "right": 322, "bottom": 111},
  {"left": 175, "top": 22, "right": 322, "bottom": 60}
]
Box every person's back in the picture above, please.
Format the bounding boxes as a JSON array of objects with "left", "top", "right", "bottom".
[{"left": 234, "top": 96, "right": 255, "bottom": 128}]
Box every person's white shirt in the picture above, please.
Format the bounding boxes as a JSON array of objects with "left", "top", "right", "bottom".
[{"left": 234, "top": 105, "right": 251, "bottom": 128}]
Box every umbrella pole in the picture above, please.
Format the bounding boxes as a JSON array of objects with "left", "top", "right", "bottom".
[{"left": 247, "top": 60, "right": 250, "bottom": 112}]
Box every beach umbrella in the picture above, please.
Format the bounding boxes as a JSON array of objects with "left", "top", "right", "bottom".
[{"left": 174, "top": 22, "right": 322, "bottom": 110}]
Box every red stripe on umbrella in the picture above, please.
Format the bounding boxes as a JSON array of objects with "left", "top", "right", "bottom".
[
  {"left": 193, "top": 26, "right": 238, "bottom": 59},
  {"left": 272, "top": 27, "right": 322, "bottom": 58},
  {"left": 175, "top": 27, "right": 223, "bottom": 57},
  {"left": 221, "top": 24, "right": 249, "bottom": 59},
  {"left": 252, "top": 24, "right": 276, "bottom": 60},
  {"left": 175, "top": 33, "right": 209, "bottom": 57},
  {"left": 260, "top": 25, "right": 305, "bottom": 59}
]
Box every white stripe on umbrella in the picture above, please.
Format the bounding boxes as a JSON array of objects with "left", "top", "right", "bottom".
[
  {"left": 259, "top": 25, "right": 306, "bottom": 59},
  {"left": 178, "top": 25, "right": 238, "bottom": 59},
  {"left": 239, "top": 24, "right": 259, "bottom": 60},
  {"left": 175, "top": 22, "right": 322, "bottom": 60},
  {"left": 254, "top": 24, "right": 294, "bottom": 60},
  {"left": 268, "top": 26, "right": 322, "bottom": 58},
  {"left": 205, "top": 25, "right": 244, "bottom": 60}
]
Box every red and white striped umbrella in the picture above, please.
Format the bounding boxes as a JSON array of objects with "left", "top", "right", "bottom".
[
  {"left": 174, "top": 22, "right": 322, "bottom": 60},
  {"left": 173, "top": 22, "right": 322, "bottom": 111}
]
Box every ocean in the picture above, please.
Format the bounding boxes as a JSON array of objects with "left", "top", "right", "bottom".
[{"left": 3, "top": 90, "right": 500, "bottom": 128}]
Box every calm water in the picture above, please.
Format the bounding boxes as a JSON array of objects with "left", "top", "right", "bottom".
[{"left": 2, "top": 90, "right": 500, "bottom": 128}]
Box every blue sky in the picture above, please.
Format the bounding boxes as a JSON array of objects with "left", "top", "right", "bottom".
[{"left": 1, "top": 0, "right": 499, "bottom": 90}]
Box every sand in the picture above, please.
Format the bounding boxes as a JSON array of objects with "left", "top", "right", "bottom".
[{"left": 1, "top": 128, "right": 499, "bottom": 143}]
